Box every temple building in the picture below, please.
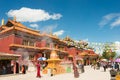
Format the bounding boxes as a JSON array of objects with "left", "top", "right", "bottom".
[
  {"left": 0, "top": 18, "right": 98, "bottom": 75},
  {"left": 63, "top": 36, "right": 98, "bottom": 65}
]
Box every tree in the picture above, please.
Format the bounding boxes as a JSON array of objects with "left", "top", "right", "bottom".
[
  {"left": 102, "top": 44, "right": 116, "bottom": 60},
  {"left": 102, "top": 50, "right": 116, "bottom": 60}
]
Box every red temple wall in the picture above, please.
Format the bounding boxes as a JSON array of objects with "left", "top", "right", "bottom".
[
  {"left": 14, "top": 36, "right": 22, "bottom": 44},
  {"left": 0, "top": 34, "right": 15, "bottom": 53},
  {"left": 64, "top": 46, "right": 68, "bottom": 51},
  {"left": 36, "top": 41, "right": 41, "bottom": 47},
  {"left": 67, "top": 47, "right": 77, "bottom": 56},
  {"left": 66, "top": 47, "right": 80, "bottom": 64},
  {"left": 36, "top": 40, "right": 47, "bottom": 47},
  {"left": 40, "top": 40, "right": 46, "bottom": 47}
]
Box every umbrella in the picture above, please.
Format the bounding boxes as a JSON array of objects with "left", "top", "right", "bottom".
[
  {"left": 37, "top": 57, "right": 46, "bottom": 61},
  {"left": 115, "top": 58, "right": 120, "bottom": 62}
]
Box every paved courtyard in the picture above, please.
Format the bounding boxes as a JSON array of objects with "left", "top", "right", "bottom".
[{"left": 0, "top": 66, "right": 111, "bottom": 80}]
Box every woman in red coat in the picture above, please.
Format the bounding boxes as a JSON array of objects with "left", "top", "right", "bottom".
[{"left": 36, "top": 62, "right": 41, "bottom": 78}]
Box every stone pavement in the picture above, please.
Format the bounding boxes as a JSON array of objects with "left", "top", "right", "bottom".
[{"left": 0, "top": 66, "right": 111, "bottom": 80}]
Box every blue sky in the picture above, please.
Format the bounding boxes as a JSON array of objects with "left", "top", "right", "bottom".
[{"left": 1, "top": 0, "right": 120, "bottom": 43}]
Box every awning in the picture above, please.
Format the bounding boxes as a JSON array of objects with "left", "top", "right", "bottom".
[
  {"left": 9, "top": 44, "right": 68, "bottom": 54},
  {"left": 79, "top": 52, "right": 88, "bottom": 56},
  {"left": 0, "top": 52, "right": 21, "bottom": 60}
]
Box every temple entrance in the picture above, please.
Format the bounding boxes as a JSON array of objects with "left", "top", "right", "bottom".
[
  {"left": 0, "top": 60, "right": 12, "bottom": 75},
  {"left": 16, "top": 62, "right": 19, "bottom": 73}
]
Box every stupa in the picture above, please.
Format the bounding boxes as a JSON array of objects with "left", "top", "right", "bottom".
[{"left": 43, "top": 50, "right": 65, "bottom": 75}]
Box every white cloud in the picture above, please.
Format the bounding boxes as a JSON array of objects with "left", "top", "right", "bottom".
[
  {"left": 7, "top": 7, "right": 62, "bottom": 22},
  {"left": 30, "top": 24, "right": 39, "bottom": 29},
  {"left": 110, "top": 18, "right": 120, "bottom": 29},
  {"left": 53, "top": 30, "right": 64, "bottom": 36},
  {"left": 99, "top": 13, "right": 120, "bottom": 29}
]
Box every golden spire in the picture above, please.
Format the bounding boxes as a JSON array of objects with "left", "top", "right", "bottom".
[
  {"left": 50, "top": 50, "right": 59, "bottom": 59},
  {"left": 13, "top": 16, "right": 16, "bottom": 21},
  {"left": 66, "top": 35, "right": 69, "bottom": 40},
  {"left": 66, "top": 35, "right": 68, "bottom": 39},
  {"left": 1, "top": 19, "right": 4, "bottom": 26}
]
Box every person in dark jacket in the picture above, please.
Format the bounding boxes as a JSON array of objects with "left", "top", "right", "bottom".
[{"left": 115, "top": 62, "right": 119, "bottom": 71}]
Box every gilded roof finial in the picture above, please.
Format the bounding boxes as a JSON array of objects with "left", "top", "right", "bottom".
[
  {"left": 1, "top": 18, "right": 4, "bottom": 26},
  {"left": 66, "top": 35, "right": 69, "bottom": 40},
  {"left": 13, "top": 16, "right": 16, "bottom": 21}
]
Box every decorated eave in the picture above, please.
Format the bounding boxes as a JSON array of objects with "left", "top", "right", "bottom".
[
  {"left": 79, "top": 50, "right": 98, "bottom": 58},
  {"left": 9, "top": 44, "right": 40, "bottom": 52},
  {"left": 39, "top": 47, "right": 68, "bottom": 54},
  {"left": 63, "top": 36, "right": 75, "bottom": 47},
  {"left": 9, "top": 44, "right": 68, "bottom": 54},
  {"left": 86, "top": 50, "right": 98, "bottom": 56},
  {"left": 41, "top": 33, "right": 67, "bottom": 46},
  {"left": 0, "top": 52, "right": 21, "bottom": 60},
  {"left": 0, "top": 19, "right": 41, "bottom": 37},
  {"left": 0, "top": 19, "right": 67, "bottom": 45},
  {"left": 63, "top": 36, "right": 74, "bottom": 42},
  {"left": 59, "top": 40, "right": 67, "bottom": 45},
  {"left": 41, "top": 33, "right": 61, "bottom": 43},
  {"left": 6, "top": 19, "right": 40, "bottom": 33},
  {"left": 63, "top": 36, "right": 89, "bottom": 49},
  {"left": 7, "top": 18, "right": 62, "bottom": 42}
]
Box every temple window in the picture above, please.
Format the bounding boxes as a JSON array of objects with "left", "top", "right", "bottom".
[
  {"left": 46, "top": 43, "right": 50, "bottom": 48},
  {"left": 22, "top": 40, "right": 28, "bottom": 45},
  {"left": 54, "top": 44, "right": 57, "bottom": 49},
  {"left": 22, "top": 40, "right": 35, "bottom": 46},
  {"left": 29, "top": 41, "right": 34, "bottom": 46}
]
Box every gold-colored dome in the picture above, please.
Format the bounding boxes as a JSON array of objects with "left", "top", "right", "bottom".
[{"left": 50, "top": 50, "right": 58, "bottom": 59}]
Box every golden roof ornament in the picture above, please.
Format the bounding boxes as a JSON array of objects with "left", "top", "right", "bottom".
[
  {"left": 64, "top": 35, "right": 73, "bottom": 41},
  {"left": 66, "top": 35, "right": 69, "bottom": 40},
  {"left": 13, "top": 16, "right": 16, "bottom": 21},
  {"left": 63, "top": 36, "right": 69, "bottom": 41},
  {"left": 50, "top": 50, "right": 59, "bottom": 59},
  {"left": 1, "top": 18, "right": 4, "bottom": 26}
]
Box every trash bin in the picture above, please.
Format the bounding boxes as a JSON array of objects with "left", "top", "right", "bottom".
[
  {"left": 66, "top": 67, "right": 71, "bottom": 73},
  {"left": 110, "top": 69, "right": 117, "bottom": 80},
  {"left": 110, "top": 69, "right": 117, "bottom": 77}
]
